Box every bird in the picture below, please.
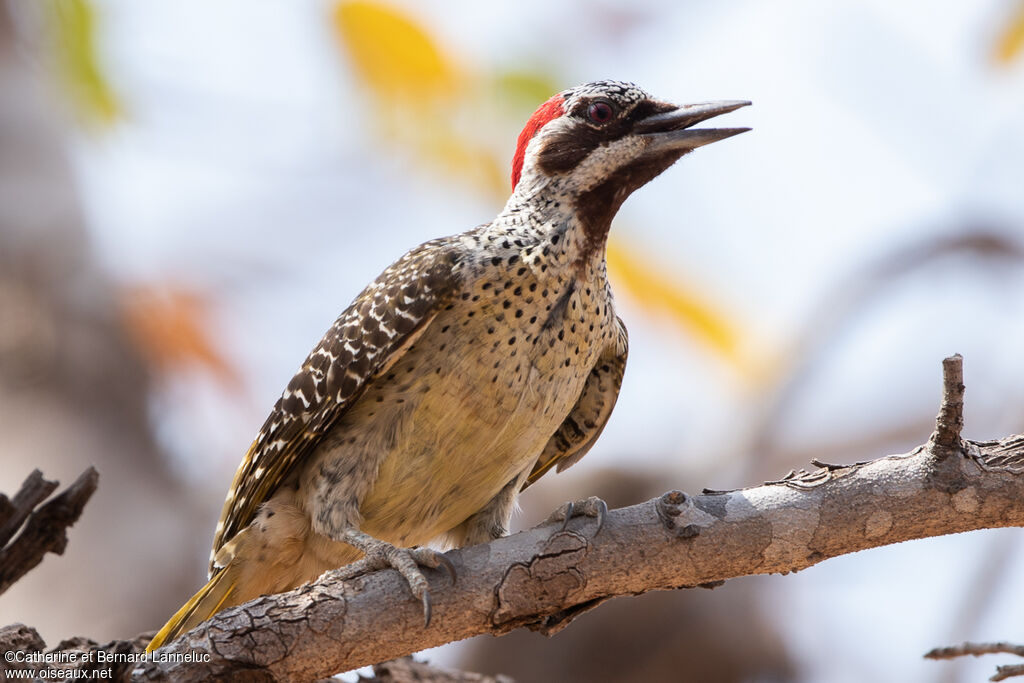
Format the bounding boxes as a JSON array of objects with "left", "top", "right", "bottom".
[{"left": 147, "top": 80, "right": 749, "bottom": 652}]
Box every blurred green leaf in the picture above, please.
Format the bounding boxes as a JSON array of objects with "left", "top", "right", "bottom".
[
  {"left": 43, "top": 0, "right": 120, "bottom": 126},
  {"left": 490, "top": 70, "right": 561, "bottom": 108}
]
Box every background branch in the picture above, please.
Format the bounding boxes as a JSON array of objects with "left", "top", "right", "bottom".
[{"left": 926, "top": 642, "right": 1024, "bottom": 681}]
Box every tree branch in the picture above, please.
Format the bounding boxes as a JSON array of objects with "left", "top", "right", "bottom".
[
  {"left": 127, "top": 355, "right": 1024, "bottom": 682},
  {"left": 0, "top": 467, "right": 98, "bottom": 595},
  {"left": 927, "top": 642, "right": 1024, "bottom": 659},
  {"left": 3, "top": 357, "right": 1022, "bottom": 682},
  {"left": 926, "top": 642, "right": 1024, "bottom": 681},
  {"left": 370, "top": 656, "right": 514, "bottom": 682}
]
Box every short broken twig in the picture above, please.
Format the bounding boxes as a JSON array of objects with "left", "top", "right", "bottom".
[
  {"left": 0, "top": 467, "right": 99, "bottom": 595},
  {"left": 930, "top": 353, "right": 965, "bottom": 451},
  {"left": 0, "top": 470, "right": 58, "bottom": 547},
  {"left": 994, "top": 664, "right": 1024, "bottom": 682}
]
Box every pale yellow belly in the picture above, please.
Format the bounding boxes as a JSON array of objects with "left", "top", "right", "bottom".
[{"left": 356, "top": 331, "right": 599, "bottom": 545}]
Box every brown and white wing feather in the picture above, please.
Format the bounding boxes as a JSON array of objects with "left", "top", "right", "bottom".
[
  {"left": 209, "top": 237, "right": 463, "bottom": 574},
  {"left": 526, "top": 316, "right": 628, "bottom": 488}
]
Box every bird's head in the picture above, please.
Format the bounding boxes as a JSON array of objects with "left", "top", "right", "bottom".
[{"left": 510, "top": 80, "right": 749, "bottom": 236}]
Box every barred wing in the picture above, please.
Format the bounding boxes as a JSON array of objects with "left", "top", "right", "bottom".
[{"left": 209, "top": 238, "right": 463, "bottom": 572}]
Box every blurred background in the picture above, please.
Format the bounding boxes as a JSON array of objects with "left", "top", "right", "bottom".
[{"left": 1, "top": 0, "right": 1023, "bottom": 680}]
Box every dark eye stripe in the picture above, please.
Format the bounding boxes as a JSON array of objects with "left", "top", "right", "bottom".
[
  {"left": 626, "top": 99, "right": 674, "bottom": 122},
  {"left": 535, "top": 97, "right": 675, "bottom": 177}
]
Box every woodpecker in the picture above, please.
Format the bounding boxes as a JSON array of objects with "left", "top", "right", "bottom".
[{"left": 148, "top": 80, "right": 748, "bottom": 651}]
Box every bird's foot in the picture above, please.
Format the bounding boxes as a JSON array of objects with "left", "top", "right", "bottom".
[
  {"left": 541, "top": 495, "right": 608, "bottom": 536},
  {"left": 333, "top": 529, "right": 455, "bottom": 627}
]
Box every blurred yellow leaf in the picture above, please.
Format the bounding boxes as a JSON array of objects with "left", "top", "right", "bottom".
[
  {"left": 43, "top": 0, "right": 120, "bottom": 126},
  {"left": 420, "top": 129, "right": 508, "bottom": 197},
  {"left": 328, "top": 2, "right": 572, "bottom": 200},
  {"left": 330, "top": 1, "right": 515, "bottom": 197},
  {"left": 607, "top": 240, "right": 760, "bottom": 378},
  {"left": 994, "top": 1, "right": 1024, "bottom": 64},
  {"left": 332, "top": 1, "right": 460, "bottom": 99},
  {"left": 118, "top": 285, "right": 240, "bottom": 389}
]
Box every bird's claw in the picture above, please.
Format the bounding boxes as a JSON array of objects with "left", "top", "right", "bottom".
[
  {"left": 421, "top": 590, "right": 432, "bottom": 628},
  {"left": 543, "top": 495, "right": 608, "bottom": 536},
  {"left": 560, "top": 500, "right": 575, "bottom": 531},
  {"left": 405, "top": 546, "right": 456, "bottom": 585},
  {"left": 435, "top": 552, "right": 457, "bottom": 585},
  {"left": 340, "top": 530, "right": 456, "bottom": 628}
]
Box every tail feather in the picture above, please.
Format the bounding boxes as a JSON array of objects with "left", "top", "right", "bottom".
[
  {"left": 146, "top": 568, "right": 235, "bottom": 653},
  {"left": 148, "top": 497, "right": 346, "bottom": 653}
]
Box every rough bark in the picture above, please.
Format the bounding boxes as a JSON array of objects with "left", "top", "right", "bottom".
[
  {"left": 124, "top": 356, "right": 1024, "bottom": 682},
  {"left": 0, "top": 624, "right": 159, "bottom": 682}
]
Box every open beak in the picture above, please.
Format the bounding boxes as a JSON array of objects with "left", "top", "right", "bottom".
[{"left": 635, "top": 100, "right": 751, "bottom": 154}]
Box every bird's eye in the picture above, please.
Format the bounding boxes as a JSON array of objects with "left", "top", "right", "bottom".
[{"left": 587, "top": 101, "right": 614, "bottom": 124}]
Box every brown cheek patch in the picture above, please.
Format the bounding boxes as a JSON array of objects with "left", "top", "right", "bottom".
[{"left": 535, "top": 125, "right": 605, "bottom": 176}]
